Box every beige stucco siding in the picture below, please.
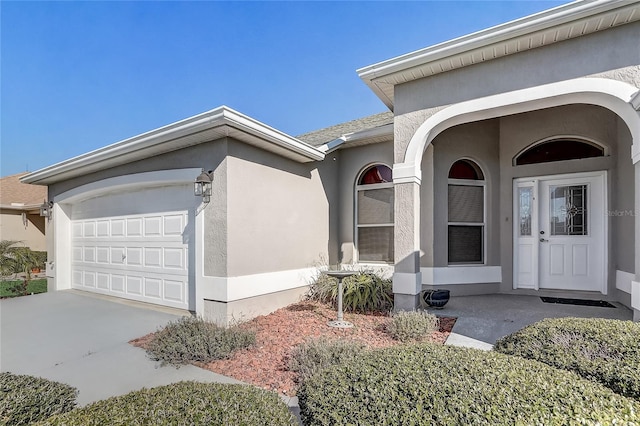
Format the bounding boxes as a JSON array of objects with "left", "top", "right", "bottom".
[
  {"left": 0, "top": 212, "right": 46, "bottom": 251},
  {"left": 225, "top": 140, "right": 332, "bottom": 276}
]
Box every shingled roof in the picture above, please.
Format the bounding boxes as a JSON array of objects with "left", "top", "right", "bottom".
[
  {"left": 0, "top": 172, "right": 47, "bottom": 209},
  {"left": 296, "top": 111, "right": 393, "bottom": 147}
]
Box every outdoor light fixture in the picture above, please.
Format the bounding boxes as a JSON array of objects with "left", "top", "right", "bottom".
[
  {"left": 40, "top": 201, "right": 53, "bottom": 218},
  {"left": 194, "top": 169, "right": 213, "bottom": 203}
]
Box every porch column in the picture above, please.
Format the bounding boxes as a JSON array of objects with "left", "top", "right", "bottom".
[
  {"left": 634, "top": 162, "right": 640, "bottom": 321},
  {"left": 393, "top": 180, "right": 422, "bottom": 310}
]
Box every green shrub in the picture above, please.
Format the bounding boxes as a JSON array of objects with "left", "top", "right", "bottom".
[
  {"left": 288, "top": 337, "right": 366, "bottom": 384},
  {"left": 37, "top": 381, "right": 297, "bottom": 426},
  {"left": 0, "top": 372, "right": 77, "bottom": 426},
  {"left": 387, "top": 310, "right": 439, "bottom": 342},
  {"left": 298, "top": 343, "right": 640, "bottom": 425},
  {"left": 308, "top": 270, "right": 392, "bottom": 313},
  {"left": 0, "top": 279, "right": 47, "bottom": 298},
  {"left": 494, "top": 317, "right": 640, "bottom": 399},
  {"left": 146, "top": 316, "right": 255, "bottom": 367}
]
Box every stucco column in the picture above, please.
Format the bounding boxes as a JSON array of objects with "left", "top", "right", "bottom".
[
  {"left": 634, "top": 161, "right": 640, "bottom": 321},
  {"left": 393, "top": 181, "right": 422, "bottom": 310}
]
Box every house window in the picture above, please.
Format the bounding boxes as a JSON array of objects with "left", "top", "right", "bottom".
[
  {"left": 515, "top": 139, "right": 604, "bottom": 165},
  {"left": 356, "top": 164, "right": 393, "bottom": 263},
  {"left": 448, "top": 160, "right": 484, "bottom": 264}
]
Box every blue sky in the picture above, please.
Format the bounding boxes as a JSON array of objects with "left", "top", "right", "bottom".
[{"left": 2, "top": 1, "right": 567, "bottom": 176}]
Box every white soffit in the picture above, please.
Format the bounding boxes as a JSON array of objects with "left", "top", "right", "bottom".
[
  {"left": 21, "top": 106, "right": 325, "bottom": 185},
  {"left": 358, "top": 0, "right": 640, "bottom": 109}
]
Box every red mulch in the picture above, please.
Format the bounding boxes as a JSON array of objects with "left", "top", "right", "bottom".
[{"left": 130, "top": 301, "right": 456, "bottom": 396}]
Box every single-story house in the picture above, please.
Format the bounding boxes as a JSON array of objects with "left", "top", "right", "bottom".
[
  {"left": 0, "top": 173, "right": 47, "bottom": 252},
  {"left": 23, "top": 0, "right": 640, "bottom": 323}
]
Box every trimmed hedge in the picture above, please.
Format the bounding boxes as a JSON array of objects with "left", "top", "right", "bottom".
[
  {"left": 308, "top": 270, "right": 392, "bottom": 313},
  {"left": 146, "top": 316, "right": 255, "bottom": 366},
  {"left": 298, "top": 343, "right": 640, "bottom": 425},
  {"left": 494, "top": 317, "right": 640, "bottom": 399},
  {"left": 0, "top": 372, "right": 77, "bottom": 426},
  {"left": 38, "top": 381, "right": 297, "bottom": 425}
]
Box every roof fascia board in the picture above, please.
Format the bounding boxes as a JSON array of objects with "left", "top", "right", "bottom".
[
  {"left": 318, "top": 123, "right": 394, "bottom": 154},
  {"left": 22, "top": 106, "right": 324, "bottom": 185},
  {"left": 220, "top": 108, "right": 325, "bottom": 161},
  {"left": 358, "top": 0, "right": 630, "bottom": 81}
]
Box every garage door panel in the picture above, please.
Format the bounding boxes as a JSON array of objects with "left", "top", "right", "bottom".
[
  {"left": 144, "top": 248, "right": 162, "bottom": 268},
  {"left": 97, "top": 221, "right": 109, "bottom": 237},
  {"left": 97, "top": 273, "right": 109, "bottom": 290},
  {"left": 83, "top": 271, "right": 96, "bottom": 288},
  {"left": 112, "top": 275, "right": 125, "bottom": 293},
  {"left": 96, "top": 247, "right": 109, "bottom": 263},
  {"left": 126, "top": 218, "right": 143, "bottom": 237},
  {"left": 84, "top": 222, "right": 96, "bottom": 238},
  {"left": 72, "top": 209, "right": 189, "bottom": 309},
  {"left": 164, "top": 215, "right": 185, "bottom": 235},
  {"left": 164, "top": 248, "right": 184, "bottom": 269},
  {"left": 126, "top": 276, "right": 143, "bottom": 295},
  {"left": 144, "top": 217, "right": 162, "bottom": 236},
  {"left": 127, "top": 247, "right": 143, "bottom": 266},
  {"left": 111, "top": 220, "right": 125, "bottom": 237},
  {"left": 144, "top": 278, "right": 162, "bottom": 299}
]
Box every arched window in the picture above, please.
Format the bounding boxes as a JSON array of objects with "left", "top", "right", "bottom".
[
  {"left": 356, "top": 164, "right": 393, "bottom": 263},
  {"left": 448, "top": 159, "right": 485, "bottom": 264},
  {"left": 515, "top": 139, "right": 604, "bottom": 166}
]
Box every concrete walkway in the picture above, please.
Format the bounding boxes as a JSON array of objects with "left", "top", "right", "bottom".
[
  {"left": 0, "top": 290, "right": 241, "bottom": 406},
  {"left": 429, "top": 294, "right": 633, "bottom": 350}
]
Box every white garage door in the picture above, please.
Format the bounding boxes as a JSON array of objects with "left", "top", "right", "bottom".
[{"left": 71, "top": 210, "right": 189, "bottom": 309}]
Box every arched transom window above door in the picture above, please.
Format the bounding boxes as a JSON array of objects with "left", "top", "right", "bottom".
[
  {"left": 448, "top": 159, "right": 485, "bottom": 264},
  {"left": 514, "top": 139, "right": 605, "bottom": 166},
  {"left": 356, "top": 164, "right": 393, "bottom": 263}
]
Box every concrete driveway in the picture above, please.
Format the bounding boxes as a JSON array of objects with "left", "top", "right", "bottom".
[{"left": 0, "top": 290, "right": 240, "bottom": 405}]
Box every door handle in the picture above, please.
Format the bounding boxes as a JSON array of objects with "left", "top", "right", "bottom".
[{"left": 539, "top": 238, "right": 548, "bottom": 242}]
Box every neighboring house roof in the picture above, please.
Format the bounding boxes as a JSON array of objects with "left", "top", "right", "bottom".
[
  {"left": 297, "top": 111, "right": 394, "bottom": 152},
  {"left": 22, "top": 106, "right": 325, "bottom": 186},
  {"left": 0, "top": 173, "right": 47, "bottom": 212},
  {"left": 358, "top": 0, "right": 640, "bottom": 109}
]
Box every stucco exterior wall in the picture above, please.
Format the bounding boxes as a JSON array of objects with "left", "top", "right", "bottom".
[
  {"left": 0, "top": 211, "right": 46, "bottom": 251},
  {"left": 429, "top": 119, "right": 501, "bottom": 268},
  {"left": 394, "top": 23, "right": 640, "bottom": 116},
  {"left": 225, "top": 139, "right": 334, "bottom": 276},
  {"left": 335, "top": 141, "right": 393, "bottom": 265}
]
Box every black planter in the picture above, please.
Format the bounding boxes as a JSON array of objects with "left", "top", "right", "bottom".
[{"left": 423, "top": 289, "right": 450, "bottom": 309}]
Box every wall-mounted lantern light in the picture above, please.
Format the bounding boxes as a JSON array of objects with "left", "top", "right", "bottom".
[
  {"left": 40, "top": 201, "right": 53, "bottom": 218},
  {"left": 194, "top": 169, "right": 213, "bottom": 203}
]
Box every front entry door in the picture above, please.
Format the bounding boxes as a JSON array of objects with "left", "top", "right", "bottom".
[{"left": 514, "top": 172, "right": 606, "bottom": 293}]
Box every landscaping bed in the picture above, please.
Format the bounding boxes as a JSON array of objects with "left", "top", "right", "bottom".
[{"left": 131, "top": 301, "right": 455, "bottom": 395}]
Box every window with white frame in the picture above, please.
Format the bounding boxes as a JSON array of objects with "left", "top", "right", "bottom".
[
  {"left": 356, "top": 164, "right": 394, "bottom": 263},
  {"left": 448, "top": 159, "right": 485, "bottom": 264}
]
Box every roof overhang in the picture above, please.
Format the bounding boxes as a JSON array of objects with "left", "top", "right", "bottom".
[
  {"left": 21, "top": 106, "right": 325, "bottom": 185},
  {"left": 358, "top": 0, "right": 640, "bottom": 109},
  {"left": 0, "top": 203, "right": 42, "bottom": 214}
]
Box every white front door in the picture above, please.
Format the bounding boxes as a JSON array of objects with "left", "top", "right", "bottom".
[{"left": 513, "top": 171, "right": 606, "bottom": 293}]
